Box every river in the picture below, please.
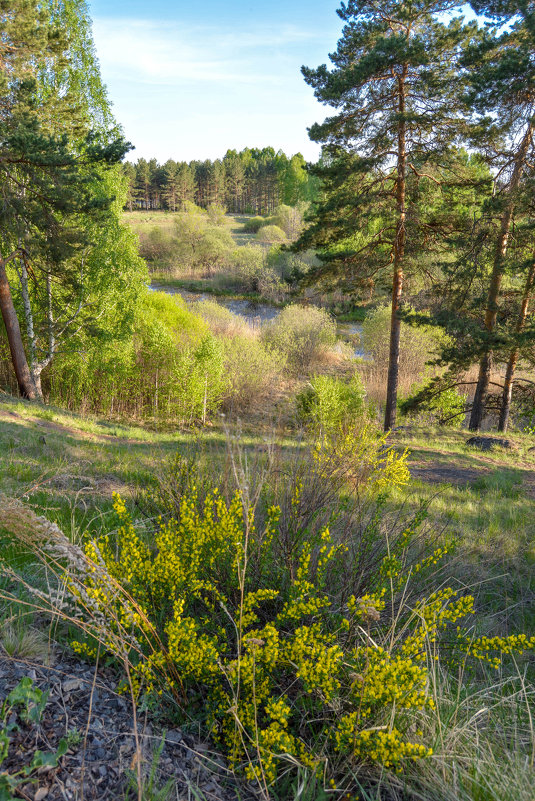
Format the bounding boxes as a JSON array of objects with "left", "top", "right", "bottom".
[{"left": 153, "top": 284, "right": 366, "bottom": 358}]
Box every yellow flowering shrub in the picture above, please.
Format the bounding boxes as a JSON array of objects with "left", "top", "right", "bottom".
[{"left": 64, "top": 430, "right": 535, "bottom": 793}]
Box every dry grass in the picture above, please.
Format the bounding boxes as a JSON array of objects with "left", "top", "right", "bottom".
[{"left": 0, "top": 618, "right": 53, "bottom": 664}]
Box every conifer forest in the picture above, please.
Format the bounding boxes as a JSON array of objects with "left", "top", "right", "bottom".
[{"left": 1, "top": 2, "right": 535, "bottom": 800}]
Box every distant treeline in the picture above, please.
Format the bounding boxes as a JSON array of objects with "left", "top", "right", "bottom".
[{"left": 122, "top": 148, "right": 320, "bottom": 215}]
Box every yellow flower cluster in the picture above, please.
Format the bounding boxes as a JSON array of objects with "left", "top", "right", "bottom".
[
  {"left": 312, "top": 426, "right": 410, "bottom": 494},
  {"left": 62, "top": 454, "right": 535, "bottom": 792},
  {"left": 335, "top": 720, "right": 432, "bottom": 770},
  {"left": 401, "top": 589, "right": 475, "bottom": 661},
  {"left": 347, "top": 590, "right": 386, "bottom": 623},
  {"left": 286, "top": 624, "right": 343, "bottom": 701},
  {"left": 352, "top": 648, "right": 431, "bottom": 712},
  {"left": 460, "top": 632, "right": 535, "bottom": 668}
]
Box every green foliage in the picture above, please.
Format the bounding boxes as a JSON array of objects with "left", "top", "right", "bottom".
[
  {"left": 49, "top": 291, "right": 226, "bottom": 424},
  {"left": 213, "top": 245, "right": 266, "bottom": 293},
  {"left": 126, "top": 148, "right": 319, "bottom": 215},
  {"left": 221, "top": 336, "right": 285, "bottom": 413},
  {"left": 0, "top": 677, "right": 68, "bottom": 798},
  {"left": 44, "top": 429, "right": 535, "bottom": 795},
  {"left": 296, "top": 373, "right": 368, "bottom": 432},
  {"left": 7, "top": 677, "right": 48, "bottom": 725},
  {"left": 173, "top": 206, "right": 234, "bottom": 274},
  {"left": 206, "top": 203, "right": 227, "bottom": 226},
  {"left": 269, "top": 203, "right": 307, "bottom": 241},
  {"left": 125, "top": 736, "right": 174, "bottom": 801},
  {"left": 362, "top": 305, "right": 451, "bottom": 382},
  {"left": 192, "top": 300, "right": 248, "bottom": 337},
  {"left": 138, "top": 226, "right": 177, "bottom": 264},
  {"left": 242, "top": 216, "right": 267, "bottom": 233},
  {"left": 261, "top": 304, "right": 337, "bottom": 373},
  {"left": 403, "top": 381, "right": 467, "bottom": 427},
  {"left": 255, "top": 225, "right": 287, "bottom": 245}
]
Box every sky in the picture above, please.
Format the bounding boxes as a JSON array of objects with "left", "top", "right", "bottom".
[{"left": 87, "top": 0, "right": 345, "bottom": 164}]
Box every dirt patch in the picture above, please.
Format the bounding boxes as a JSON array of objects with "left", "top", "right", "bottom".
[
  {"left": 0, "top": 654, "right": 251, "bottom": 801},
  {"left": 410, "top": 460, "right": 490, "bottom": 487}
]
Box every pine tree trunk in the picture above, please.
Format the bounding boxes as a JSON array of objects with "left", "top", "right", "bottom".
[
  {"left": 469, "top": 123, "right": 534, "bottom": 431},
  {"left": 498, "top": 258, "right": 535, "bottom": 432},
  {"left": 0, "top": 257, "right": 39, "bottom": 400},
  {"left": 384, "top": 70, "right": 407, "bottom": 432}
]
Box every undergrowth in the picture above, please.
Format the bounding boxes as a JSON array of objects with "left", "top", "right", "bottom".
[{"left": 0, "top": 425, "right": 534, "bottom": 800}]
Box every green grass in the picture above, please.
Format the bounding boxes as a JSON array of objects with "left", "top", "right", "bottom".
[
  {"left": 389, "top": 425, "right": 535, "bottom": 629},
  {"left": 336, "top": 307, "right": 369, "bottom": 322},
  {"left": 0, "top": 395, "right": 301, "bottom": 541},
  {"left": 2, "top": 392, "right": 534, "bottom": 630}
]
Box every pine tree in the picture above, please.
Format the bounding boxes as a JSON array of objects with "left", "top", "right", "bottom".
[
  {"left": 135, "top": 159, "right": 151, "bottom": 208},
  {"left": 462, "top": 6, "right": 535, "bottom": 429},
  {"left": 299, "top": 0, "right": 471, "bottom": 430},
  {"left": 223, "top": 150, "right": 245, "bottom": 212},
  {"left": 176, "top": 162, "right": 196, "bottom": 209},
  {"left": 123, "top": 162, "right": 136, "bottom": 211}
]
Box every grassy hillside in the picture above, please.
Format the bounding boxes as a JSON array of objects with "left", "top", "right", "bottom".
[
  {"left": 2, "top": 396, "right": 535, "bottom": 799},
  {"left": 2, "top": 396, "right": 533, "bottom": 626}
]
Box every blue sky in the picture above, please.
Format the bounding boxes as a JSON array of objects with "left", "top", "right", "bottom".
[{"left": 87, "top": 0, "right": 344, "bottom": 163}]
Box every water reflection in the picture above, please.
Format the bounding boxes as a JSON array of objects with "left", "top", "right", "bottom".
[{"left": 152, "top": 284, "right": 366, "bottom": 358}]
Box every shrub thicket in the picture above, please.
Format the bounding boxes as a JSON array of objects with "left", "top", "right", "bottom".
[
  {"left": 403, "top": 381, "right": 468, "bottom": 427},
  {"left": 192, "top": 300, "right": 250, "bottom": 338},
  {"left": 362, "top": 305, "right": 450, "bottom": 382},
  {"left": 255, "top": 225, "right": 288, "bottom": 246},
  {"left": 48, "top": 291, "right": 226, "bottom": 423},
  {"left": 138, "top": 226, "right": 177, "bottom": 267},
  {"left": 220, "top": 336, "right": 286, "bottom": 413},
  {"left": 243, "top": 215, "right": 266, "bottom": 233},
  {"left": 261, "top": 304, "right": 337, "bottom": 373},
  {"left": 213, "top": 245, "right": 265, "bottom": 293},
  {"left": 296, "top": 373, "right": 368, "bottom": 431}
]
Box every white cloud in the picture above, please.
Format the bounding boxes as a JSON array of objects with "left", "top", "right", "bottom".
[
  {"left": 91, "top": 15, "right": 334, "bottom": 162},
  {"left": 92, "top": 18, "right": 319, "bottom": 85}
]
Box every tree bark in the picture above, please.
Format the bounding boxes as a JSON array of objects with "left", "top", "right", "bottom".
[
  {"left": 469, "top": 123, "right": 534, "bottom": 431},
  {"left": 498, "top": 257, "right": 535, "bottom": 431},
  {"left": 0, "top": 256, "right": 39, "bottom": 400},
  {"left": 384, "top": 69, "right": 408, "bottom": 432}
]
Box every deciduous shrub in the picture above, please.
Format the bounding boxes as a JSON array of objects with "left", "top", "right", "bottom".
[
  {"left": 214, "top": 245, "right": 266, "bottom": 293},
  {"left": 242, "top": 215, "right": 266, "bottom": 233},
  {"left": 255, "top": 225, "right": 287, "bottom": 245},
  {"left": 49, "top": 291, "right": 226, "bottom": 424},
  {"left": 138, "top": 226, "right": 176, "bottom": 266},
  {"left": 192, "top": 300, "right": 251, "bottom": 338},
  {"left": 403, "top": 381, "right": 467, "bottom": 427},
  {"left": 6, "top": 428, "right": 535, "bottom": 798},
  {"left": 296, "top": 373, "right": 368, "bottom": 431},
  {"left": 261, "top": 304, "right": 337, "bottom": 373},
  {"left": 173, "top": 205, "right": 234, "bottom": 275},
  {"left": 361, "top": 305, "right": 451, "bottom": 384},
  {"left": 269, "top": 203, "right": 307, "bottom": 241},
  {"left": 206, "top": 203, "right": 227, "bottom": 226},
  {"left": 3, "top": 429, "right": 535, "bottom": 798},
  {"left": 220, "top": 336, "right": 285, "bottom": 413}
]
